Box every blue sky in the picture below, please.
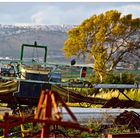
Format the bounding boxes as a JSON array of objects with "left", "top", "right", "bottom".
[{"left": 0, "top": 2, "right": 140, "bottom": 25}]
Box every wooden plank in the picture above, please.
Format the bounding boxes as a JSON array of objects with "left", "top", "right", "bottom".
[
  {"left": 107, "top": 133, "right": 140, "bottom": 138},
  {"left": 51, "top": 85, "right": 107, "bottom": 105}
]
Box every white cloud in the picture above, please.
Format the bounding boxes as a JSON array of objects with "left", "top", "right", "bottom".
[
  {"left": 30, "top": 5, "right": 98, "bottom": 25},
  {"left": 117, "top": 5, "right": 140, "bottom": 18},
  {"left": 60, "top": 4, "right": 140, "bottom": 24},
  {"left": 31, "top": 11, "right": 47, "bottom": 25},
  {"left": 90, "top": 4, "right": 140, "bottom": 18},
  {"left": 30, "top": 6, "right": 61, "bottom": 25},
  {"left": 0, "top": 3, "right": 140, "bottom": 25}
]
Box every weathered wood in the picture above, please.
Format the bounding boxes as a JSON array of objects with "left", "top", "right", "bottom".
[
  {"left": 51, "top": 85, "right": 140, "bottom": 108},
  {"left": 51, "top": 85, "right": 107, "bottom": 105},
  {"left": 107, "top": 133, "right": 140, "bottom": 138}
]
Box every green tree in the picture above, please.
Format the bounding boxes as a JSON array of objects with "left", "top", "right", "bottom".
[{"left": 64, "top": 10, "right": 140, "bottom": 82}]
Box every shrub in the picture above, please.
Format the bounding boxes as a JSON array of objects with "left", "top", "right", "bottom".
[{"left": 104, "top": 72, "right": 136, "bottom": 84}]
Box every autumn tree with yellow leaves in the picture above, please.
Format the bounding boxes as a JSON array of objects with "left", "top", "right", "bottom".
[{"left": 63, "top": 10, "right": 140, "bottom": 82}]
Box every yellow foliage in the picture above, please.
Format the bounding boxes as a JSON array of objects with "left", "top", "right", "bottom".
[
  {"left": 63, "top": 9, "right": 140, "bottom": 82},
  {"left": 105, "top": 10, "right": 121, "bottom": 24},
  {"left": 95, "top": 27, "right": 106, "bottom": 42},
  {"left": 112, "top": 24, "right": 127, "bottom": 35}
]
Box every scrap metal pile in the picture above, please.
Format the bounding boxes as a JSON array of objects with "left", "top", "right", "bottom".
[{"left": 115, "top": 110, "right": 140, "bottom": 131}]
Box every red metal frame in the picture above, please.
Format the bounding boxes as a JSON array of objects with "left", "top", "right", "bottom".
[{"left": 0, "top": 89, "right": 92, "bottom": 138}]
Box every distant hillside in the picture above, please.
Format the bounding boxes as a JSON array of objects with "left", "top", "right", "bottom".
[
  {"left": 0, "top": 24, "right": 139, "bottom": 66},
  {"left": 0, "top": 24, "right": 76, "bottom": 61}
]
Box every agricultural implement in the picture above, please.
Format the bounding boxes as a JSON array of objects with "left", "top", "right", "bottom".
[
  {"left": 0, "top": 42, "right": 140, "bottom": 109},
  {"left": 0, "top": 42, "right": 140, "bottom": 137},
  {"left": 0, "top": 89, "right": 92, "bottom": 138}
]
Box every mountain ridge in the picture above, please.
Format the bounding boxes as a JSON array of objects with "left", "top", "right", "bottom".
[
  {"left": 0, "top": 24, "right": 139, "bottom": 67},
  {"left": 0, "top": 24, "right": 76, "bottom": 60}
]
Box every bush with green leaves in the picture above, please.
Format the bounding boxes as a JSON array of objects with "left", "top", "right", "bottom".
[
  {"left": 89, "top": 72, "right": 136, "bottom": 84},
  {"left": 103, "top": 72, "right": 136, "bottom": 84}
]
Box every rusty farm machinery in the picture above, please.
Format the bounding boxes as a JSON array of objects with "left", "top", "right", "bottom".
[{"left": 0, "top": 42, "right": 139, "bottom": 137}]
